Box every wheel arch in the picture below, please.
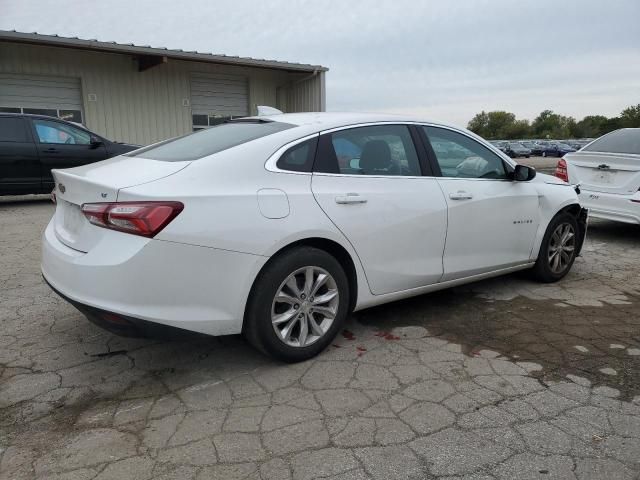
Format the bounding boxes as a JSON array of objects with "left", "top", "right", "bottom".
[{"left": 244, "top": 237, "right": 360, "bottom": 325}]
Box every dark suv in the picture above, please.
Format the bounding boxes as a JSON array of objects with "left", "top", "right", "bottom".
[{"left": 0, "top": 114, "right": 139, "bottom": 196}]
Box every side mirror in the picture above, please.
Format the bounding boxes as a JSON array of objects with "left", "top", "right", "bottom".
[
  {"left": 513, "top": 164, "right": 536, "bottom": 181},
  {"left": 90, "top": 135, "right": 103, "bottom": 147}
]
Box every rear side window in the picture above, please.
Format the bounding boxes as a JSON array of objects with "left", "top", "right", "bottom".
[
  {"left": 276, "top": 138, "right": 318, "bottom": 172},
  {"left": 128, "top": 121, "right": 294, "bottom": 161},
  {"left": 0, "top": 117, "right": 28, "bottom": 142},
  {"left": 582, "top": 129, "right": 640, "bottom": 155},
  {"left": 314, "top": 124, "right": 421, "bottom": 176}
]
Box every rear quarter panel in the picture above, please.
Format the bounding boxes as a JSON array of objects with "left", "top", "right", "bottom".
[{"left": 116, "top": 137, "right": 372, "bottom": 308}]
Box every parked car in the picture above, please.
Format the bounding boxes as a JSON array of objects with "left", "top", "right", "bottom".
[
  {"left": 540, "top": 142, "right": 576, "bottom": 157},
  {"left": 0, "top": 113, "right": 139, "bottom": 195},
  {"left": 504, "top": 142, "right": 531, "bottom": 158},
  {"left": 558, "top": 128, "right": 640, "bottom": 224},
  {"left": 42, "top": 112, "right": 587, "bottom": 361},
  {"left": 490, "top": 140, "right": 508, "bottom": 153},
  {"left": 563, "top": 140, "right": 585, "bottom": 150},
  {"left": 529, "top": 141, "right": 550, "bottom": 156}
]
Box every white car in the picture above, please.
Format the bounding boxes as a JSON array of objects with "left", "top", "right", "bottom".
[
  {"left": 42, "top": 112, "right": 587, "bottom": 361},
  {"left": 558, "top": 128, "right": 640, "bottom": 224}
]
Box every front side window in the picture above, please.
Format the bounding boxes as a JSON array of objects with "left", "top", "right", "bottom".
[
  {"left": 33, "top": 119, "right": 91, "bottom": 145},
  {"left": 315, "top": 124, "right": 421, "bottom": 176},
  {"left": 423, "top": 127, "right": 508, "bottom": 179},
  {"left": 582, "top": 129, "right": 640, "bottom": 155}
]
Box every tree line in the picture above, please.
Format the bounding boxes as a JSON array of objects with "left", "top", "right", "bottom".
[{"left": 467, "top": 104, "right": 640, "bottom": 140}]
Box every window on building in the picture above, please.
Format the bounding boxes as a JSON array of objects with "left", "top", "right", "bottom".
[
  {"left": 1, "top": 107, "right": 83, "bottom": 124},
  {"left": 192, "top": 114, "right": 237, "bottom": 131},
  {"left": 24, "top": 108, "right": 58, "bottom": 118}
]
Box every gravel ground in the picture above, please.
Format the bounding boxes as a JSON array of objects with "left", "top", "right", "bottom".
[{"left": 1, "top": 196, "right": 639, "bottom": 480}]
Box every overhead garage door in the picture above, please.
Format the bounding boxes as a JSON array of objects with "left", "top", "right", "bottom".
[
  {"left": 190, "top": 73, "right": 248, "bottom": 130},
  {"left": 0, "top": 73, "right": 84, "bottom": 123}
]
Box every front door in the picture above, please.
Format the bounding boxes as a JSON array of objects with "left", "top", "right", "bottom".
[
  {"left": 311, "top": 124, "right": 448, "bottom": 295},
  {"left": 422, "top": 126, "right": 540, "bottom": 281},
  {"left": 29, "top": 118, "right": 107, "bottom": 191}
]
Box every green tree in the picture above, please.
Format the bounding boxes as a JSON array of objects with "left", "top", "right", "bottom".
[
  {"left": 575, "top": 115, "right": 608, "bottom": 138},
  {"left": 467, "top": 111, "right": 490, "bottom": 138},
  {"left": 620, "top": 104, "right": 640, "bottom": 128},
  {"left": 467, "top": 110, "right": 528, "bottom": 139},
  {"left": 532, "top": 110, "right": 575, "bottom": 139},
  {"left": 503, "top": 119, "right": 532, "bottom": 139}
]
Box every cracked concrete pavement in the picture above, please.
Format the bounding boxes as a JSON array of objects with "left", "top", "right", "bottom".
[{"left": 1, "top": 196, "right": 640, "bottom": 480}]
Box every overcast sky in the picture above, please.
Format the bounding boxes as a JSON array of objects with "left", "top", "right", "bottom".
[{"left": 2, "top": 0, "right": 639, "bottom": 127}]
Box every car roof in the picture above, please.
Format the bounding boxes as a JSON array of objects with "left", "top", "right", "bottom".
[
  {"left": 0, "top": 112, "right": 77, "bottom": 122},
  {"left": 247, "top": 112, "right": 440, "bottom": 131}
]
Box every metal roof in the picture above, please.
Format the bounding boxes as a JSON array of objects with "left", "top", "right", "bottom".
[{"left": 0, "top": 30, "right": 328, "bottom": 73}]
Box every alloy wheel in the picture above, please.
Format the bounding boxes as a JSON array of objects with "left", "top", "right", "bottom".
[
  {"left": 548, "top": 223, "right": 576, "bottom": 274},
  {"left": 271, "top": 266, "right": 339, "bottom": 347}
]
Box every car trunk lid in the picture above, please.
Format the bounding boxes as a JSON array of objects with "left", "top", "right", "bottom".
[
  {"left": 52, "top": 156, "right": 190, "bottom": 252},
  {"left": 565, "top": 152, "right": 640, "bottom": 194}
]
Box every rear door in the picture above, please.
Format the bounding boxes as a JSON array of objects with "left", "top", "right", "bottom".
[
  {"left": 311, "top": 124, "right": 448, "bottom": 295},
  {"left": 0, "top": 116, "right": 41, "bottom": 194},
  {"left": 421, "top": 126, "right": 540, "bottom": 281},
  {"left": 28, "top": 118, "right": 108, "bottom": 191},
  {"left": 565, "top": 129, "right": 640, "bottom": 194}
]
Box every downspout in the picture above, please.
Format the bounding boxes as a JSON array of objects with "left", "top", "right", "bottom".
[{"left": 276, "top": 69, "right": 320, "bottom": 112}]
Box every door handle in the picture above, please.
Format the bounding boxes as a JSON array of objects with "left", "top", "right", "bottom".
[
  {"left": 335, "top": 193, "right": 368, "bottom": 204},
  {"left": 44, "top": 148, "right": 59, "bottom": 153},
  {"left": 449, "top": 191, "right": 473, "bottom": 200}
]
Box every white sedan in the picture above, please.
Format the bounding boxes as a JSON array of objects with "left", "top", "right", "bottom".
[
  {"left": 557, "top": 128, "right": 640, "bottom": 224},
  {"left": 42, "top": 112, "right": 587, "bottom": 361}
]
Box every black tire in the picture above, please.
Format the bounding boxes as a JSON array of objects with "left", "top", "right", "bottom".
[
  {"left": 243, "top": 246, "right": 350, "bottom": 362},
  {"left": 531, "top": 212, "right": 579, "bottom": 283}
]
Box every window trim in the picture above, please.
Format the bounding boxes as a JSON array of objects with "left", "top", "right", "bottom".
[
  {"left": 29, "top": 118, "right": 94, "bottom": 146},
  {"left": 275, "top": 136, "right": 319, "bottom": 173},
  {"left": 418, "top": 124, "right": 516, "bottom": 182},
  {"left": 264, "top": 133, "right": 320, "bottom": 175},
  {"left": 265, "top": 121, "right": 517, "bottom": 179}
]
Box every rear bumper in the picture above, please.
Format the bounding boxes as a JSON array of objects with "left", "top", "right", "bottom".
[
  {"left": 41, "top": 217, "right": 267, "bottom": 336},
  {"left": 578, "top": 189, "right": 640, "bottom": 225}
]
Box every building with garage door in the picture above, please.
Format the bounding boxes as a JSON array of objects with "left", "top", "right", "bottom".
[{"left": 0, "top": 30, "right": 327, "bottom": 145}]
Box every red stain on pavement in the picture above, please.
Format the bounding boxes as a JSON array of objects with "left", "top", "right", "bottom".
[
  {"left": 356, "top": 346, "right": 367, "bottom": 352},
  {"left": 375, "top": 331, "right": 400, "bottom": 340},
  {"left": 342, "top": 329, "right": 356, "bottom": 340}
]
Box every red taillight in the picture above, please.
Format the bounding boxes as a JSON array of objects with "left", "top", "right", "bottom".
[
  {"left": 554, "top": 158, "right": 569, "bottom": 182},
  {"left": 81, "top": 201, "right": 183, "bottom": 237},
  {"left": 51, "top": 189, "right": 56, "bottom": 204}
]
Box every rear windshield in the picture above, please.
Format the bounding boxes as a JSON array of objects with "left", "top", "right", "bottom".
[
  {"left": 583, "top": 129, "right": 640, "bottom": 155},
  {"left": 127, "top": 121, "right": 294, "bottom": 161}
]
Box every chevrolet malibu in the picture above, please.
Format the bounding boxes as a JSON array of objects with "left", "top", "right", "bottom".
[{"left": 42, "top": 112, "right": 587, "bottom": 361}]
